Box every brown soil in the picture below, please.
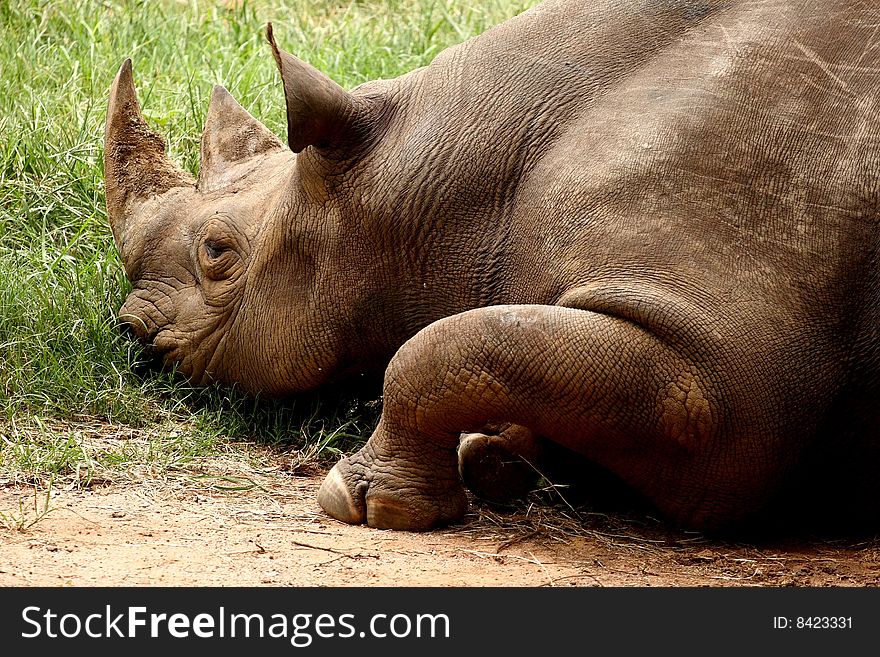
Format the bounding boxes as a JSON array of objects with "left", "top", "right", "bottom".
[{"left": 1, "top": 454, "right": 878, "bottom": 587}]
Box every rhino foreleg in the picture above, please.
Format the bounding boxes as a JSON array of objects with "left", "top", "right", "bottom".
[{"left": 318, "top": 303, "right": 761, "bottom": 531}]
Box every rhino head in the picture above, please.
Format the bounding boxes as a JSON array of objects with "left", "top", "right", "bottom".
[{"left": 104, "top": 27, "right": 395, "bottom": 395}]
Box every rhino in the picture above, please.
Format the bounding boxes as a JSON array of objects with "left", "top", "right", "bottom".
[{"left": 104, "top": 0, "right": 879, "bottom": 533}]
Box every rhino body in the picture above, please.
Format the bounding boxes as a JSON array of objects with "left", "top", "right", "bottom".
[{"left": 105, "top": 0, "right": 879, "bottom": 532}]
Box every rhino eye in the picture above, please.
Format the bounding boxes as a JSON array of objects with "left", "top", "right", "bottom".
[
  {"left": 203, "top": 240, "right": 227, "bottom": 259},
  {"left": 198, "top": 235, "right": 241, "bottom": 281}
]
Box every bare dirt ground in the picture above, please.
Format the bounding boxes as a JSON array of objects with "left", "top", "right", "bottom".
[{"left": 1, "top": 450, "right": 878, "bottom": 587}]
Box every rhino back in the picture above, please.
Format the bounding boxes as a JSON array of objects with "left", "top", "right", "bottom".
[{"left": 505, "top": 2, "right": 879, "bottom": 380}]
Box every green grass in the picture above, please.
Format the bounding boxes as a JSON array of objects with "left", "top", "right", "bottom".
[{"left": 0, "top": 0, "right": 538, "bottom": 486}]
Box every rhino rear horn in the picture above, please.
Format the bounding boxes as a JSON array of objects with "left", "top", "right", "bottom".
[
  {"left": 266, "top": 23, "right": 370, "bottom": 154},
  {"left": 198, "top": 85, "right": 285, "bottom": 192},
  {"left": 103, "top": 59, "right": 194, "bottom": 247}
]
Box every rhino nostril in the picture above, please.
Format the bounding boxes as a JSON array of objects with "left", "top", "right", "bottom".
[
  {"left": 116, "top": 313, "right": 152, "bottom": 342},
  {"left": 117, "top": 320, "right": 138, "bottom": 340}
]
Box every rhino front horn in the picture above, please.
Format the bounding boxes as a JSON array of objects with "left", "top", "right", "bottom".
[{"left": 103, "top": 58, "right": 194, "bottom": 248}]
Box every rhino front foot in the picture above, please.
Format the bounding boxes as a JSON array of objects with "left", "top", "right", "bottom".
[
  {"left": 318, "top": 435, "right": 468, "bottom": 531},
  {"left": 458, "top": 424, "right": 542, "bottom": 504}
]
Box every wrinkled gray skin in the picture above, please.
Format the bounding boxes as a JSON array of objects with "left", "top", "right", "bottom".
[{"left": 105, "top": 0, "right": 879, "bottom": 533}]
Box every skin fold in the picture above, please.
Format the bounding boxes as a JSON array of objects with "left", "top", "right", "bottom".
[{"left": 105, "top": 0, "right": 879, "bottom": 532}]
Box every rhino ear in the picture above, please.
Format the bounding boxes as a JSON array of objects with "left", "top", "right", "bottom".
[
  {"left": 198, "top": 85, "right": 285, "bottom": 192},
  {"left": 266, "top": 23, "right": 369, "bottom": 154}
]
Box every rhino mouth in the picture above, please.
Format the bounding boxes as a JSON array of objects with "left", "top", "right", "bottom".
[
  {"left": 119, "top": 320, "right": 206, "bottom": 382},
  {"left": 116, "top": 313, "right": 171, "bottom": 373},
  {"left": 127, "top": 341, "right": 166, "bottom": 376}
]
